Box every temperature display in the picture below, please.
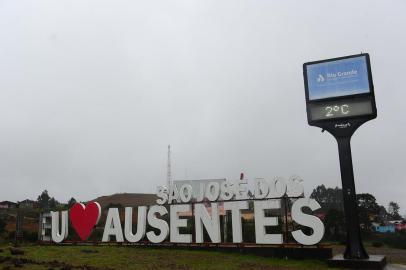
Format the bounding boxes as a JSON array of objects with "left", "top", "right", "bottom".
[
  {"left": 309, "top": 98, "right": 373, "bottom": 121},
  {"left": 325, "top": 104, "right": 350, "bottom": 117}
]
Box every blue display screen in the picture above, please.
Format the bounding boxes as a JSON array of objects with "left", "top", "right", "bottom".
[{"left": 306, "top": 56, "right": 370, "bottom": 100}]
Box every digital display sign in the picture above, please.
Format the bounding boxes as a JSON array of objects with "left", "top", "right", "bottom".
[
  {"left": 302, "top": 54, "right": 378, "bottom": 263},
  {"left": 303, "top": 54, "right": 376, "bottom": 125},
  {"left": 305, "top": 55, "right": 370, "bottom": 100}
]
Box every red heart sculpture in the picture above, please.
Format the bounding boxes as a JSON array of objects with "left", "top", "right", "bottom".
[{"left": 70, "top": 202, "right": 101, "bottom": 241}]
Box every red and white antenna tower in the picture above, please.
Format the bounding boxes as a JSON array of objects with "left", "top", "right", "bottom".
[{"left": 167, "top": 145, "right": 172, "bottom": 188}]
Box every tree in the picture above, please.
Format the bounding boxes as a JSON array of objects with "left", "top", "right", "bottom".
[
  {"left": 377, "top": 206, "right": 389, "bottom": 224},
  {"left": 0, "top": 217, "right": 6, "bottom": 234},
  {"left": 324, "top": 209, "right": 345, "bottom": 240},
  {"left": 68, "top": 197, "right": 77, "bottom": 207},
  {"left": 49, "top": 197, "right": 59, "bottom": 208},
  {"left": 37, "top": 190, "right": 51, "bottom": 208},
  {"left": 310, "top": 185, "right": 343, "bottom": 211},
  {"left": 356, "top": 193, "right": 380, "bottom": 230},
  {"left": 388, "top": 201, "right": 401, "bottom": 220}
]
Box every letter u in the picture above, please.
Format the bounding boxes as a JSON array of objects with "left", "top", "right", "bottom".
[
  {"left": 124, "top": 206, "right": 147, "bottom": 242},
  {"left": 51, "top": 211, "right": 69, "bottom": 243}
]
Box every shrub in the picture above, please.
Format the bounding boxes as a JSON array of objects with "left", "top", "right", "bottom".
[
  {"left": 372, "top": 241, "right": 383, "bottom": 248},
  {"left": 23, "top": 231, "right": 38, "bottom": 242},
  {"left": 372, "top": 232, "right": 406, "bottom": 249}
]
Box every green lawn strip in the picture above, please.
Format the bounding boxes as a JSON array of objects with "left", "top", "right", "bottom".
[{"left": 2, "top": 245, "right": 331, "bottom": 270}]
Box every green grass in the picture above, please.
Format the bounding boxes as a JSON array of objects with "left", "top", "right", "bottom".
[{"left": 0, "top": 244, "right": 331, "bottom": 270}]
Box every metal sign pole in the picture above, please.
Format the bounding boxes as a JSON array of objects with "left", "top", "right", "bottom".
[
  {"left": 303, "top": 54, "right": 386, "bottom": 268},
  {"left": 336, "top": 136, "right": 368, "bottom": 259}
]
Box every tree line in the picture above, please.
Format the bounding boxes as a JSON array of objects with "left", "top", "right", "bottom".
[
  {"left": 310, "top": 184, "right": 403, "bottom": 241},
  {"left": 36, "top": 190, "right": 77, "bottom": 209}
]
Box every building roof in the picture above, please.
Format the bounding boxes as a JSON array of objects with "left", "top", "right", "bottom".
[{"left": 0, "top": 201, "right": 17, "bottom": 205}]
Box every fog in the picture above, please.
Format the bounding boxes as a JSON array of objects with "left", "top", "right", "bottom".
[{"left": 0, "top": 0, "right": 405, "bottom": 214}]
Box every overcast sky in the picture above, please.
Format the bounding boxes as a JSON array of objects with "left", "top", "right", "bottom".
[{"left": 0, "top": 0, "right": 405, "bottom": 214}]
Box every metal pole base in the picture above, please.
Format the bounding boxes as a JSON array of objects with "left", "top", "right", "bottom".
[{"left": 328, "top": 254, "right": 387, "bottom": 269}]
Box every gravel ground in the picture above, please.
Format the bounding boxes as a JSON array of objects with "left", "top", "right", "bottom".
[{"left": 332, "top": 245, "right": 406, "bottom": 265}]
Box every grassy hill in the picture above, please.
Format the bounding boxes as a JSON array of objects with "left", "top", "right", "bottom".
[{"left": 91, "top": 193, "right": 158, "bottom": 210}]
